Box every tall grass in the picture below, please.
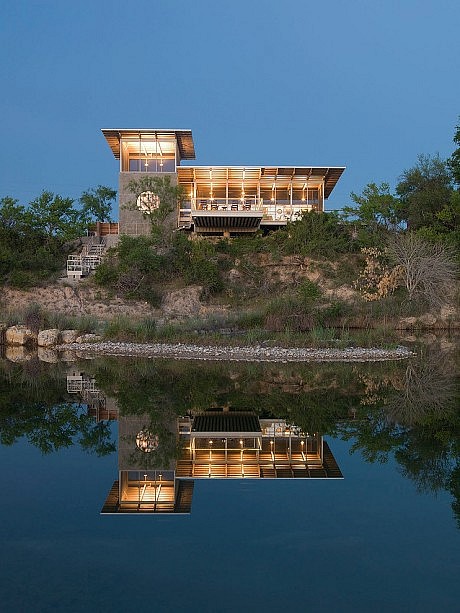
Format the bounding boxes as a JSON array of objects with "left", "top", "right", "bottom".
[{"left": 0, "top": 304, "right": 100, "bottom": 334}]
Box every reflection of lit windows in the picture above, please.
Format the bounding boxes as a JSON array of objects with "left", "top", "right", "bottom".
[
  {"left": 136, "top": 430, "right": 159, "bottom": 452},
  {"left": 137, "top": 191, "right": 160, "bottom": 212}
]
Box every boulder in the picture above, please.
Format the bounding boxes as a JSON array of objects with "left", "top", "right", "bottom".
[
  {"left": 418, "top": 313, "right": 437, "bottom": 328},
  {"left": 397, "top": 317, "right": 417, "bottom": 329},
  {"left": 5, "top": 325, "right": 37, "bottom": 346},
  {"left": 60, "top": 329, "right": 79, "bottom": 344},
  {"left": 38, "top": 329, "right": 60, "bottom": 347},
  {"left": 227, "top": 268, "right": 242, "bottom": 282}
]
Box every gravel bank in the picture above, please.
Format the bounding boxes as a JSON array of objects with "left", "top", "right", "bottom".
[{"left": 56, "top": 341, "right": 415, "bottom": 362}]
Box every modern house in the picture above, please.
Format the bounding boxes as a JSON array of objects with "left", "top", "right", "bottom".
[
  {"left": 102, "top": 128, "right": 345, "bottom": 238},
  {"left": 101, "top": 409, "right": 343, "bottom": 515}
]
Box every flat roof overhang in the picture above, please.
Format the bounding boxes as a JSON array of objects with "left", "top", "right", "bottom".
[
  {"left": 101, "top": 129, "right": 196, "bottom": 161},
  {"left": 178, "top": 166, "right": 345, "bottom": 198},
  {"left": 192, "top": 210, "right": 263, "bottom": 230},
  {"left": 192, "top": 412, "right": 262, "bottom": 436}
]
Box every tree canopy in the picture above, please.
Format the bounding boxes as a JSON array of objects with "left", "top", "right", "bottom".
[{"left": 0, "top": 185, "right": 116, "bottom": 287}]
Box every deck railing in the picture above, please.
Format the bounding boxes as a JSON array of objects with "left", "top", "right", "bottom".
[
  {"left": 178, "top": 199, "right": 319, "bottom": 226},
  {"left": 191, "top": 197, "right": 262, "bottom": 211}
]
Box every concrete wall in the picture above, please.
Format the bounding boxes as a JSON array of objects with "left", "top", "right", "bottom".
[{"left": 118, "top": 171, "right": 178, "bottom": 236}]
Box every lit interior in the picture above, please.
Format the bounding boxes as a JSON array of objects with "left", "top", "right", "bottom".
[{"left": 121, "top": 134, "right": 177, "bottom": 172}]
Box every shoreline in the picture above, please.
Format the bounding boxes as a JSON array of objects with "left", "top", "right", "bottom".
[{"left": 55, "top": 341, "right": 415, "bottom": 362}]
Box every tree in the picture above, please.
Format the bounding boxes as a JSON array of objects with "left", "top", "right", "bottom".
[
  {"left": 0, "top": 196, "right": 65, "bottom": 286},
  {"left": 344, "top": 182, "right": 402, "bottom": 238},
  {"left": 275, "top": 210, "right": 352, "bottom": 256},
  {"left": 79, "top": 185, "right": 116, "bottom": 223},
  {"left": 28, "top": 191, "right": 85, "bottom": 244},
  {"left": 387, "top": 232, "right": 457, "bottom": 306},
  {"left": 449, "top": 116, "right": 460, "bottom": 186},
  {"left": 396, "top": 154, "right": 454, "bottom": 231}
]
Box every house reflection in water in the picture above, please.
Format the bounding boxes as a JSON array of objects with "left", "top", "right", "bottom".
[{"left": 101, "top": 409, "right": 343, "bottom": 516}]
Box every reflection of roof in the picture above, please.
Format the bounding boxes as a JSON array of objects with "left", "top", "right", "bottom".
[
  {"left": 101, "top": 128, "right": 196, "bottom": 160},
  {"left": 192, "top": 412, "right": 261, "bottom": 435}
]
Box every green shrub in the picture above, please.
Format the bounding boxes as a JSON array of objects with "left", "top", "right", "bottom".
[{"left": 297, "top": 279, "right": 322, "bottom": 305}]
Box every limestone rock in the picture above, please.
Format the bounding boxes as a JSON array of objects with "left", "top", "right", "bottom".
[
  {"left": 162, "top": 286, "right": 203, "bottom": 318},
  {"left": 61, "top": 329, "right": 79, "bottom": 344},
  {"left": 398, "top": 317, "right": 417, "bottom": 329},
  {"left": 5, "top": 325, "right": 37, "bottom": 346},
  {"left": 38, "top": 329, "right": 60, "bottom": 347},
  {"left": 228, "top": 268, "right": 242, "bottom": 282},
  {"left": 75, "top": 333, "right": 102, "bottom": 343},
  {"left": 418, "top": 313, "right": 437, "bottom": 327}
]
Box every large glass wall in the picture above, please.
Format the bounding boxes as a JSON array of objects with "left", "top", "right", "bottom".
[
  {"left": 177, "top": 167, "right": 324, "bottom": 217},
  {"left": 120, "top": 134, "right": 177, "bottom": 172}
]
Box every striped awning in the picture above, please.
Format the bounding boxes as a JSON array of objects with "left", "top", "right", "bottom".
[{"left": 192, "top": 211, "right": 263, "bottom": 230}]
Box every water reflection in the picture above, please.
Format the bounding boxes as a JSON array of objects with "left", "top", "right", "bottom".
[
  {"left": 0, "top": 351, "right": 458, "bottom": 524},
  {"left": 102, "top": 410, "right": 343, "bottom": 514}
]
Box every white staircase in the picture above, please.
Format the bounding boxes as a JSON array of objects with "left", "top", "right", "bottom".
[{"left": 67, "top": 237, "right": 106, "bottom": 279}]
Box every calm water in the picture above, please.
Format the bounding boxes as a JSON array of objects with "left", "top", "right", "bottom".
[{"left": 0, "top": 350, "right": 459, "bottom": 612}]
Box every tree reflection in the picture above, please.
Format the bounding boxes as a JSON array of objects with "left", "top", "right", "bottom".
[
  {"left": 385, "top": 353, "right": 458, "bottom": 426},
  {"left": 339, "top": 349, "right": 460, "bottom": 528},
  {"left": 0, "top": 360, "right": 116, "bottom": 456},
  {"left": 1, "top": 350, "right": 458, "bottom": 526}
]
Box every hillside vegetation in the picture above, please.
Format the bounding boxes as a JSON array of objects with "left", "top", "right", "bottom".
[{"left": 1, "top": 122, "right": 459, "bottom": 344}]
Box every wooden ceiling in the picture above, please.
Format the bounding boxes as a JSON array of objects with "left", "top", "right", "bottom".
[
  {"left": 178, "top": 166, "right": 345, "bottom": 198},
  {"left": 101, "top": 129, "right": 196, "bottom": 160}
]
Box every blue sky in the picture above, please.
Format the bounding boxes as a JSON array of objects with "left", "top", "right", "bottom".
[{"left": 1, "top": 0, "right": 459, "bottom": 214}]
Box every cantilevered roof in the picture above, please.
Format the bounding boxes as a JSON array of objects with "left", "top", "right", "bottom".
[
  {"left": 178, "top": 166, "right": 345, "bottom": 198},
  {"left": 101, "top": 129, "right": 196, "bottom": 160}
]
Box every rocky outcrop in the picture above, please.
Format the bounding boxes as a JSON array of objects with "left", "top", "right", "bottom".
[
  {"left": 61, "top": 330, "right": 79, "bottom": 344},
  {"left": 37, "top": 329, "right": 61, "bottom": 347},
  {"left": 1, "top": 286, "right": 157, "bottom": 319},
  {"left": 5, "top": 326, "right": 37, "bottom": 346},
  {"left": 397, "top": 311, "right": 458, "bottom": 329},
  {"left": 162, "top": 286, "right": 204, "bottom": 318}
]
